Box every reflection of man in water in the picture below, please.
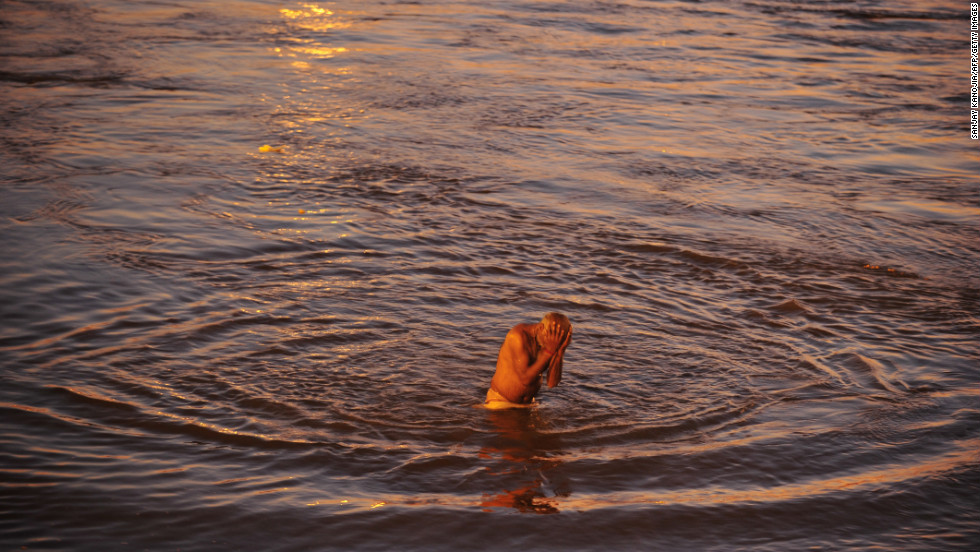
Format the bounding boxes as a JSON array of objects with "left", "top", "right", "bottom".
[
  {"left": 480, "top": 408, "right": 565, "bottom": 514},
  {"left": 485, "top": 313, "right": 572, "bottom": 408}
]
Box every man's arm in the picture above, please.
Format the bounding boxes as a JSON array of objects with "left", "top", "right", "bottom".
[
  {"left": 501, "top": 328, "right": 553, "bottom": 386},
  {"left": 546, "top": 328, "right": 572, "bottom": 388}
]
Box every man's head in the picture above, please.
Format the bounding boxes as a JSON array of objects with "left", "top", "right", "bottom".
[{"left": 541, "top": 312, "right": 571, "bottom": 334}]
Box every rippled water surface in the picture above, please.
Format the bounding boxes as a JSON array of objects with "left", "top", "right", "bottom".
[{"left": 2, "top": 0, "right": 978, "bottom": 550}]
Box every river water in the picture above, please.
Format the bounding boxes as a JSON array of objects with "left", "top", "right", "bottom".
[{"left": 1, "top": 0, "right": 978, "bottom": 550}]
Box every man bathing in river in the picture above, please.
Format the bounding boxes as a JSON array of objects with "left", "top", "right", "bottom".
[{"left": 486, "top": 313, "right": 572, "bottom": 408}]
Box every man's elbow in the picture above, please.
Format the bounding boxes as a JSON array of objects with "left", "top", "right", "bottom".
[{"left": 518, "top": 371, "right": 539, "bottom": 387}]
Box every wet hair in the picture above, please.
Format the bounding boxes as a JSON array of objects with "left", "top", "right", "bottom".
[{"left": 541, "top": 312, "right": 571, "bottom": 332}]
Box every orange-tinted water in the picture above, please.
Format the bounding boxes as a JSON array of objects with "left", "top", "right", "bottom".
[{"left": 1, "top": 0, "right": 978, "bottom": 550}]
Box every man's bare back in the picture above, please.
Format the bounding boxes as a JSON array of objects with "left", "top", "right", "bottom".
[{"left": 486, "top": 313, "right": 572, "bottom": 408}]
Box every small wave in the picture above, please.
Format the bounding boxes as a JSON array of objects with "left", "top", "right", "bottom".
[
  {"left": 179, "top": 312, "right": 294, "bottom": 339},
  {"left": 861, "top": 263, "right": 920, "bottom": 279},
  {"left": 842, "top": 352, "right": 911, "bottom": 395},
  {"left": 740, "top": 308, "right": 791, "bottom": 328},
  {"left": 676, "top": 248, "right": 747, "bottom": 269},
  {"left": 797, "top": 349, "right": 911, "bottom": 396},
  {"left": 752, "top": 2, "right": 961, "bottom": 22},
  {"left": 620, "top": 242, "right": 678, "bottom": 254},
  {"left": 0, "top": 69, "right": 128, "bottom": 88},
  {"left": 46, "top": 384, "right": 142, "bottom": 414},
  {"left": 798, "top": 354, "right": 848, "bottom": 388},
  {"left": 36, "top": 385, "right": 329, "bottom": 452},
  {"left": 768, "top": 298, "right": 813, "bottom": 316}
]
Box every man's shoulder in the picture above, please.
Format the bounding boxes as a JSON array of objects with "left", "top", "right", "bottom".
[{"left": 505, "top": 324, "right": 532, "bottom": 343}]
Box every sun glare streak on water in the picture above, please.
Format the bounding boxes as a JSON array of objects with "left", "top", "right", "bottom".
[{"left": 1, "top": 0, "right": 978, "bottom": 550}]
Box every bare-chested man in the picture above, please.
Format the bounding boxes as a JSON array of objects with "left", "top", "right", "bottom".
[{"left": 485, "top": 312, "right": 572, "bottom": 408}]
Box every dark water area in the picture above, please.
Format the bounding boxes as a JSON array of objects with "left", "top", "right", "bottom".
[{"left": 1, "top": 0, "right": 978, "bottom": 550}]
